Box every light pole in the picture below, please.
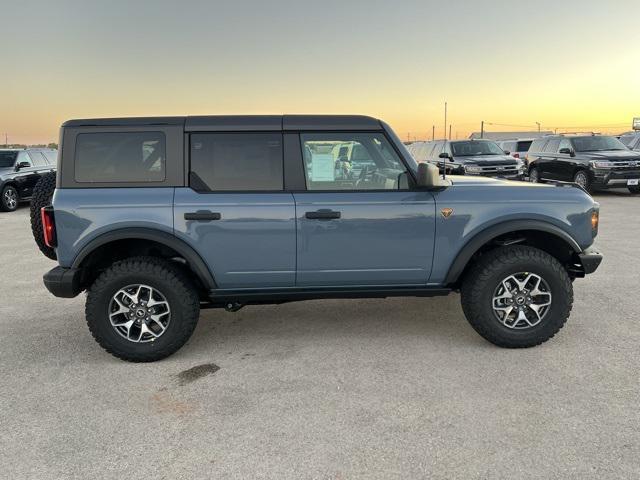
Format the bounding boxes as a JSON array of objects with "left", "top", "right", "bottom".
[{"left": 536, "top": 122, "right": 541, "bottom": 133}]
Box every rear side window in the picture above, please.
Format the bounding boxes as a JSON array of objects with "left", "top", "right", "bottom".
[
  {"left": 516, "top": 141, "right": 532, "bottom": 152},
  {"left": 190, "top": 133, "right": 283, "bottom": 192},
  {"left": 75, "top": 132, "right": 166, "bottom": 183}
]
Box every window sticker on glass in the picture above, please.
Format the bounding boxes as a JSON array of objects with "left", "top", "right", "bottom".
[{"left": 310, "top": 153, "right": 335, "bottom": 181}]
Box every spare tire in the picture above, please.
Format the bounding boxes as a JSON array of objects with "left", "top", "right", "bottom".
[{"left": 30, "top": 171, "right": 57, "bottom": 260}]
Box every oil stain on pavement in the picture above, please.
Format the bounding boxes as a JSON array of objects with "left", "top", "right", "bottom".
[{"left": 175, "top": 363, "right": 220, "bottom": 386}]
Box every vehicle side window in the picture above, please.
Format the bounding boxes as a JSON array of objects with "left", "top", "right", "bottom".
[
  {"left": 43, "top": 150, "right": 58, "bottom": 164},
  {"left": 75, "top": 132, "right": 166, "bottom": 183},
  {"left": 17, "top": 151, "right": 32, "bottom": 167},
  {"left": 190, "top": 133, "right": 283, "bottom": 192},
  {"left": 30, "top": 152, "right": 48, "bottom": 167},
  {"left": 529, "top": 139, "right": 548, "bottom": 153},
  {"left": 543, "top": 138, "right": 560, "bottom": 153},
  {"left": 558, "top": 139, "right": 572, "bottom": 153},
  {"left": 301, "top": 132, "right": 407, "bottom": 191},
  {"left": 431, "top": 141, "right": 443, "bottom": 159}
]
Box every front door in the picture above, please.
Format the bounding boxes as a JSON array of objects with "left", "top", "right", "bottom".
[
  {"left": 294, "top": 132, "right": 436, "bottom": 286},
  {"left": 174, "top": 132, "right": 296, "bottom": 289}
]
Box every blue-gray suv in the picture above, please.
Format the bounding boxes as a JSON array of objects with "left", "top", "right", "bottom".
[{"left": 39, "top": 115, "right": 602, "bottom": 362}]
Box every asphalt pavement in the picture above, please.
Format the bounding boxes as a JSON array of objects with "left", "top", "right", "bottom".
[{"left": 1, "top": 191, "right": 638, "bottom": 479}]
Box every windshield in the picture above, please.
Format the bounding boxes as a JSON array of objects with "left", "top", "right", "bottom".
[
  {"left": 0, "top": 151, "right": 18, "bottom": 168},
  {"left": 572, "top": 136, "right": 627, "bottom": 152},
  {"left": 451, "top": 141, "right": 504, "bottom": 156}
]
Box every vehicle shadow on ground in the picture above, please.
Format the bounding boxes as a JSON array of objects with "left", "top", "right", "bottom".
[{"left": 186, "top": 294, "right": 485, "bottom": 356}]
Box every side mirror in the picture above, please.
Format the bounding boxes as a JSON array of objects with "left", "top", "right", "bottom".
[
  {"left": 15, "top": 161, "right": 31, "bottom": 171},
  {"left": 417, "top": 162, "right": 451, "bottom": 189},
  {"left": 438, "top": 152, "right": 450, "bottom": 160},
  {"left": 559, "top": 147, "right": 574, "bottom": 156},
  {"left": 503, "top": 150, "right": 511, "bottom": 155}
]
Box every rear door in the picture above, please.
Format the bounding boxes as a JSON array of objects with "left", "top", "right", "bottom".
[
  {"left": 174, "top": 132, "right": 296, "bottom": 289},
  {"left": 293, "top": 131, "right": 436, "bottom": 286}
]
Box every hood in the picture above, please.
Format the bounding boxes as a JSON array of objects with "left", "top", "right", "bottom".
[
  {"left": 0, "top": 165, "right": 15, "bottom": 178},
  {"left": 449, "top": 174, "right": 552, "bottom": 188},
  {"left": 583, "top": 150, "right": 640, "bottom": 161},
  {"left": 452, "top": 154, "right": 517, "bottom": 165}
]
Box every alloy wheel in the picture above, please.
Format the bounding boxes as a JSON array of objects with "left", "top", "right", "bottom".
[
  {"left": 4, "top": 188, "right": 17, "bottom": 210},
  {"left": 108, "top": 284, "right": 171, "bottom": 343},
  {"left": 492, "top": 272, "right": 552, "bottom": 329}
]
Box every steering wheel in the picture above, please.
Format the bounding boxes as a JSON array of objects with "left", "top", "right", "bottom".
[{"left": 355, "top": 164, "right": 377, "bottom": 188}]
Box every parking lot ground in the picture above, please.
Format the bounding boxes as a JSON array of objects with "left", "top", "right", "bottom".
[{"left": 1, "top": 191, "right": 639, "bottom": 480}]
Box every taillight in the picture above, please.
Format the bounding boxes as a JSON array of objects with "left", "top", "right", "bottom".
[
  {"left": 512, "top": 153, "right": 520, "bottom": 159},
  {"left": 41, "top": 206, "right": 57, "bottom": 248}
]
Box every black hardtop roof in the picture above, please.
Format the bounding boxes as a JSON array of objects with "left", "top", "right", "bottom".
[{"left": 62, "top": 115, "right": 383, "bottom": 131}]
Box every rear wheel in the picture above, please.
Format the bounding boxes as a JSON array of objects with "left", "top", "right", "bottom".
[
  {"left": 30, "top": 172, "right": 57, "bottom": 259},
  {"left": 573, "top": 170, "right": 592, "bottom": 194},
  {"left": 461, "top": 245, "right": 573, "bottom": 348},
  {"left": 86, "top": 257, "right": 200, "bottom": 362},
  {"left": 528, "top": 167, "right": 541, "bottom": 183}
]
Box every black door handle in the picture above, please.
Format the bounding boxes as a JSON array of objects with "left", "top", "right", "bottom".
[
  {"left": 305, "top": 210, "right": 341, "bottom": 220},
  {"left": 184, "top": 211, "right": 222, "bottom": 221}
]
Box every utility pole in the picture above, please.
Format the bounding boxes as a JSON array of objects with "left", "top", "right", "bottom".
[
  {"left": 449, "top": 124, "right": 452, "bottom": 140},
  {"left": 536, "top": 122, "right": 541, "bottom": 133},
  {"left": 444, "top": 102, "right": 447, "bottom": 141},
  {"left": 480, "top": 121, "right": 484, "bottom": 139},
  {"left": 432, "top": 125, "right": 435, "bottom": 141},
  {"left": 4, "top": 133, "right": 7, "bottom": 147}
]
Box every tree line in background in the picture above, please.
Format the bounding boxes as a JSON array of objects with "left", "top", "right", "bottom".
[{"left": 3, "top": 143, "right": 58, "bottom": 149}]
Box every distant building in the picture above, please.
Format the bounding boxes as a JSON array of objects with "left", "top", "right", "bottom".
[{"left": 468, "top": 131, "right": 553, "bottom": 141}]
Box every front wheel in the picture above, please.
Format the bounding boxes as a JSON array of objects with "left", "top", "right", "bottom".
[
  {"left": 86, "top": 257, "right": 200, "bottom": 362},
  {"left": 1, "top": 185, "right": 19, "bottom": 212},
  {"left": 461, "top": 246, "right": 573, "bottom": 348},
  {"left": 574, "top": 170, "right": 592, "bottom": 194},
  {"left": 528, "top": 167, "right": 541, "bottom": 183}
]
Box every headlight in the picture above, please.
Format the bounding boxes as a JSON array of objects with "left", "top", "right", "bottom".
[
  {"left": 590, "top": 161, "right": 612, "bottom": 169},
  {"left": 465, "top": 165, "right": 482, "bottom": 174}
]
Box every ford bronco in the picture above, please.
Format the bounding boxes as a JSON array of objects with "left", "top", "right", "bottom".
[{"left": 40, "top": 115, "right": 602, "bottom": 362}]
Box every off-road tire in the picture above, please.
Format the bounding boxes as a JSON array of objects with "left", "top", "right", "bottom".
[
  {"left": 1, "top": 185, "right": 19, "bottom": 212},
  {"left": 86, "top": 257, "right": 200, "bottom": 362},
  {"left": 29, "top": 171, "right": 57, "bottom": 260},
  {"left": 461, "top": 245, "right": 573, "bottom": 348},
  {"left": 628, "top": 186, "right": 640, "bottom": 194},
  {"left": 528, "top": 167, "right": 541, "bottom": 183},
  {"left": 573, "top": 170, "right": 592, "bottom": 194}
]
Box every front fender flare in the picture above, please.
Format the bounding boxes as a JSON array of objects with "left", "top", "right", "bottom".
[{"left": 444, "top": 220, "right": 582, "bottom": 285}]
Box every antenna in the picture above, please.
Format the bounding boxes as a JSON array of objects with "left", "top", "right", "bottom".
[{"left": 442, "top": 102, "right": 447, "bottom": 180}]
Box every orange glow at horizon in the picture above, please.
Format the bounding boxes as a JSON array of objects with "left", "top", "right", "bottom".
[{"left": 2, "top": 0, "right": 639, "bottom": 145}]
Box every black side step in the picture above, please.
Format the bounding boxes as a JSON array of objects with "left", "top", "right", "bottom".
[{"left": 205, "top": 286, "right": 451, "bottom": 307}]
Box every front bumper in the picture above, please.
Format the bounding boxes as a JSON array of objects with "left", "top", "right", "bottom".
[
  {"left": 592, "top": 169, "right": 640, "bottom": 188},
  {"left": 43, "top": 266, "right": 83, "bottom": 298},
  {"left": 577, "top": 246, "right": 603, "bottom": 275}
]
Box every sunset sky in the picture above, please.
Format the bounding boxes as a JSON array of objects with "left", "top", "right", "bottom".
[{"left": 2, "top": 0, "right": 639, "bottom": 144}]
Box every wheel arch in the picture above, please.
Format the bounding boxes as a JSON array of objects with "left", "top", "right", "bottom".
[
  {"left": 444, "top": 220, "right": 582, "bottom": 286},
  {"left": 72, "top": 228, "right": 216, "bottom": 292}
]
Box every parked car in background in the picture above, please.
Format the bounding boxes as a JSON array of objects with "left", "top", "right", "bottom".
[
  {"left": 497, "top": 139, "right": 534, "bottom": 160},
  {"left": 619, "top": 132, "right": 640, "bottom": 151},
  {"left": 406, "top": 139, "right": 525, "bottom": 180},
  {"left": 0, "top": 148, "right": 57, "bottom": 211},
  {"left": 526, "top": 134, "right": 640, "bottom": 194}
]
